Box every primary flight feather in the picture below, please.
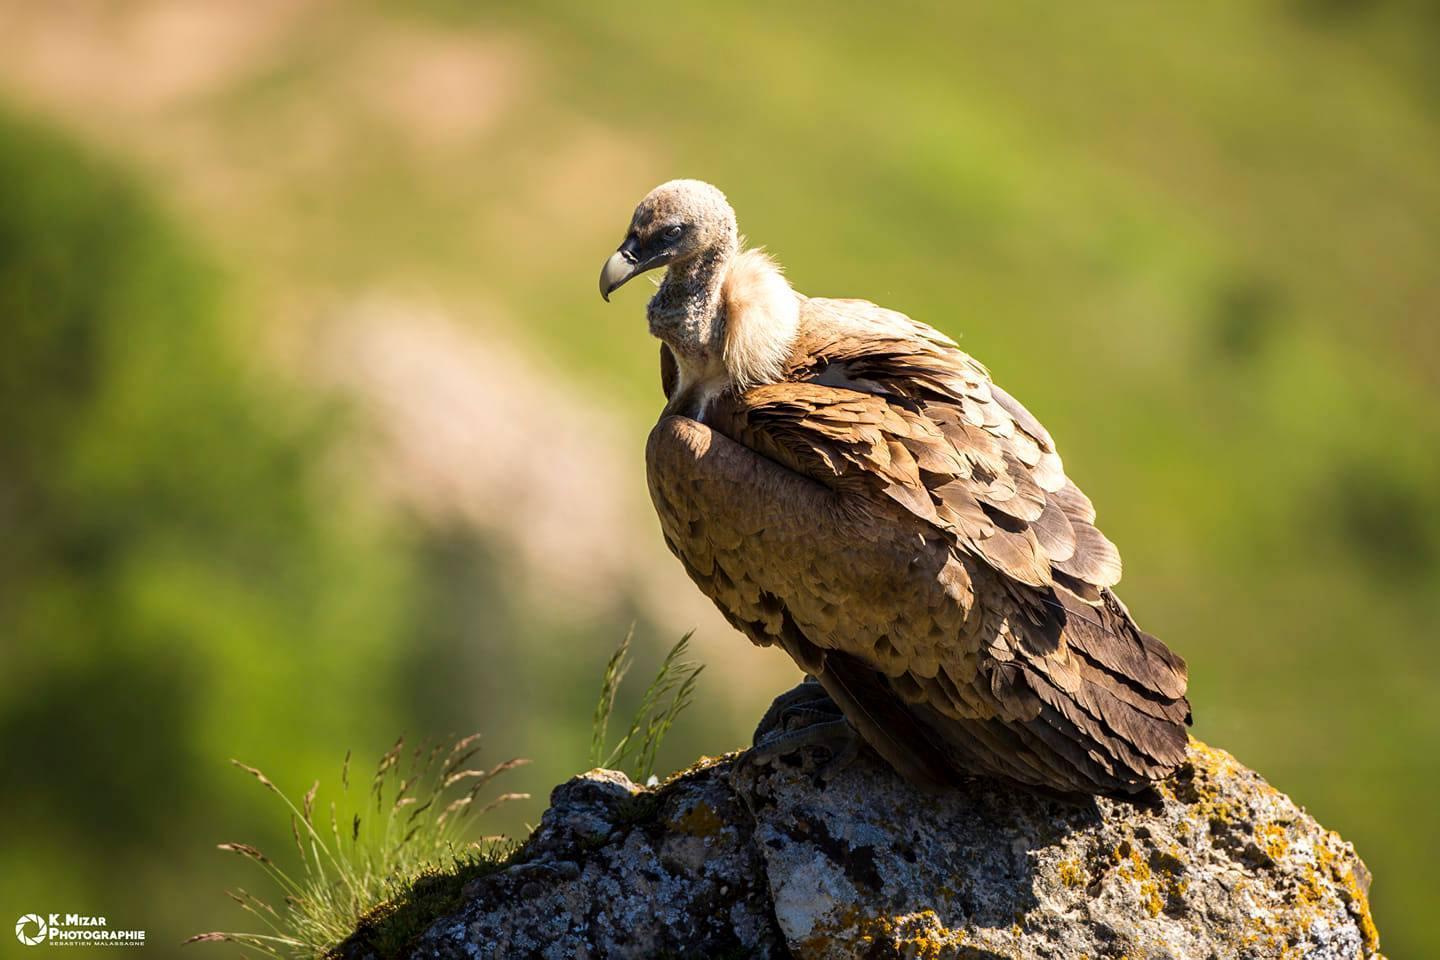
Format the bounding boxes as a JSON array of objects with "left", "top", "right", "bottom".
[{"left": 600, "top": 179, "right": 1190, "bottom": 794}]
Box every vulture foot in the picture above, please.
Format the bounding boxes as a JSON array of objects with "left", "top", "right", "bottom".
[
  {"left": 751, "top": 676, "right": 835, "bottom": 745},
  {"left": 746, "top": 679, "right": 862, "bottom": 783}
]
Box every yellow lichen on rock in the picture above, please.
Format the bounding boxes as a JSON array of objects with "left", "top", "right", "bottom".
[
  {"left": 1057, "top": 858, "right": 1086, "bottom": 889},
  {"left": 1256, "top": 821, "right": 1290, "bottom": 862},
  {"left": 800, "top": 907, "right": 969, "bottom": 960},
  {"left": 670, "top": 799, "right": 725, "bottom": 838}
]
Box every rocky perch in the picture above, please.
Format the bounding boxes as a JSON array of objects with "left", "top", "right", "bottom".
[{"left": 397, "top": 740, "right": 1380, "bottom": 959}]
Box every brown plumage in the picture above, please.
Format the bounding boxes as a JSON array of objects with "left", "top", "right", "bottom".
[{"left": 601, "top": 180, "right": 1190, "bottom": 794}]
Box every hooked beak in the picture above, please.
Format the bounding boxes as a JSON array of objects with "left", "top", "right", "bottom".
[
  {"left": 599, "top": 248, "right": 637, "bottom": 302},
  {"left": 599, "top": 236, "right": 671, "bottom": 301}
]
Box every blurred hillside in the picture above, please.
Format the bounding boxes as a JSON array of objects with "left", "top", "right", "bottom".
[{"left": 0, "top": 0, "right": 1436, "bottom": 954}]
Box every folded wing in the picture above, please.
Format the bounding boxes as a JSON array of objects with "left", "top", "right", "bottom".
[{"left": 648, "top": 298, "right": 1190, "bottom": 793}]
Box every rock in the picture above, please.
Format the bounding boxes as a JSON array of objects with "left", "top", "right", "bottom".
[{"left": 407, "top": 740, "right": 1382, "bottom": 959}]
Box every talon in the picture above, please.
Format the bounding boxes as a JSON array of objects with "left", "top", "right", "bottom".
[
  {"left": 747, "top": 717, "right": 861, "bottom": 780},
  {"left": 752, "top": 676, "right": 840, "bottom": 746},
  {"left": 745, "top": 679, "right": 868, "bottom": 783}
]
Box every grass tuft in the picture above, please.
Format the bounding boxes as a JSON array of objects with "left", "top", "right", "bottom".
[
  {"left": 189, "top": 734, "right": 528, "bottom": 958},
  {"left": 590, "top": 630, "right": 704, "bottom": 783}
]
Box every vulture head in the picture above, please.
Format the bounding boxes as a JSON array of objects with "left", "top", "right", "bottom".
[
  {"left": 600, "top": 180, "right": 800, "bottom": 405},
  {"left": 598, "top": 179, "right": 737, "bottom": 302}
]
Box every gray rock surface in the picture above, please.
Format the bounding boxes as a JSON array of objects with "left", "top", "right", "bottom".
[{"left": 409, "top": 741, "right": 1381, "bottom": 959}]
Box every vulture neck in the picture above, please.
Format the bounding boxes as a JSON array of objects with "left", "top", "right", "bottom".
[
  {"left": 649, "top": 243, "right": 733, "bottom": 368},
  {"left": 651, "top": 244, "right": 800, "bottom": 420}
]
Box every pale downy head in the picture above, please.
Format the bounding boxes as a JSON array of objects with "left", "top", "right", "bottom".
[
  {"left": 597, "top": 179, "right": 738, "bottom": 302},
  {"left": 599, "top": 179, "right": 798, "bottom": 403}
]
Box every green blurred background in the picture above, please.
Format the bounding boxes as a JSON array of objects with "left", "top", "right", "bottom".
[{"left": 1, "top": 0, "right": 1436, "bottom": 955}]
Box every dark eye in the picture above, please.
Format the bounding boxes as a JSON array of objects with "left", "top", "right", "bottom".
[{"left": 664, "top": 225, "right": 684, "bottom": 241}]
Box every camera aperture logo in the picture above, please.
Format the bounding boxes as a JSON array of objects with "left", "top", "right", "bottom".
[{"left": 15, "top": 913, "right": 145, "bottom": 948}]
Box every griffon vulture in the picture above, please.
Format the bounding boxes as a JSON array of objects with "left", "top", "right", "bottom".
[{"left": 599, "top": 179, "right": 1190, "bottom": 794}]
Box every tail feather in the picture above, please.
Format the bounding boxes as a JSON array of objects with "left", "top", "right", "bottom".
[
  {"left": 1057, "top": 588, "right": 1188, "bottom": 700},
  {"left": 786, "top": 592, "right": 1190, "bottom": 795}
]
